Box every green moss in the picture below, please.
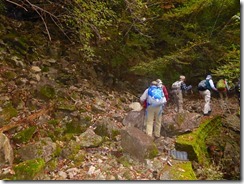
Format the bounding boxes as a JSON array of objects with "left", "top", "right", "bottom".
[
  {"left": 2, "top": 103, "right": 18, "bottom": 120},
  {"left": 118, "top": 156, "right": 131, "bottom": 167},
  {"left": 57, "top": 98, "right": 76, "bottom": 111},
  {"left": 2, "top": 71, "right": 17, "bottom": 80},
  {"left": 41, "top": 66, "right": 49, "bottom": 72},
  {"left": 13, "top": 126, "right": 37, "bottom": 143},
  {"left": 170, "top": 162, "right": 197, "bottom": 180},
  {"left": 53, "top": 145, "right": 62, "bottom": 157},
  {"left": 176, "top": 116, "right": 222, "bottom": 166},
  {"left": 94, "top": 123, "right": 110, "bottom": 137},
  {"left": 45, "top": 158, "right": 58, "bottom": 171},
  {"left": 148, "top": 144, "right": 159, "bottom": 159},
  {"left": 12, "top": 158, "right": 45, "bottom": 180},
  {"left": 64, "top": 121, "right": 82, "bottom": 134},
  {"left": 47, "top": 119, "right": 59, "bottom": 126},
  {"left": 39, "top": 85, "right": 56, "bottom": 99},
  {"left": 111, "top": 129, "right": 120, "bottom": 140}
]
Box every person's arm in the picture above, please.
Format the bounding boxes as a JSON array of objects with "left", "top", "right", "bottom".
[
  {"left": 140, "top": 89, "right": 148, "bottom": 104},
  {"left": 181, "top": 82, "right": 192, "bottom": 91},
  {"left": 209, "top": 79, "right": 218, "bottom": 91},
  {"left": 225, "top": 80, "right": 230, "bottom": 90}
]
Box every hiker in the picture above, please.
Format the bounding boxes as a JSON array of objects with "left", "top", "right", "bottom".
[
  {"left": 216, "top": 79, "right": 230, "bottom": 103},
  {"left": 235, "top": 78, "right": 240, "bottom": 105},
  {"left": 156, "top": 79, "right": 169, "bottom": 102},
  {"left": 198, "top": 75, "right": 218, "bottom": 116},
  {"left": 140, "top": 81, "right": 166, "bottom": 138},
  {"left": 171, "top": 75, "right": 192, "bottom": 113},
  {"left": 156, "top": 79, "right": 169, "bottom": 115}
]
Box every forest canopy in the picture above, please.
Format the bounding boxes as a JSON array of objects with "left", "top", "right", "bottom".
[{"left": 1, "top": 0, "right": 240, "bottom": 86}]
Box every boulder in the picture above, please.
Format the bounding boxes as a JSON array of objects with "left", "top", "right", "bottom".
[
  {"left": 162, "top": 112, "right": 201, "bottom": 137},
  {"left": 121, "top": 127, "right": 158, "bottom": 161},
  {"left": 122, "top": 110, "right": 145, "bottom": 131},
  {"left": 18, "top": 137, "right": 57, "bottom": 162},
  {"left": 0, "top": 133, "right": 14, "bottom": 166},
  {"left": 76, "top": 128, "right": 103, "bottom": 147}
]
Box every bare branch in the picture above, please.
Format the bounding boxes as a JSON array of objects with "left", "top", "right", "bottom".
[{"left": 5, "top": 0, "right": 28, "bottom": 11}]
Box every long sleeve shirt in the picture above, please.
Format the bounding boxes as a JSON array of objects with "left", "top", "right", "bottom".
[
  {"left": 162, "top": 85, "right": 169, "bottom": 101},
  {"left": 209, "top": 79, "right": 218, "bottom": 91},
  {"left": 181, "top": 82, "right": 192, "bottom": 91},
  {"left": 140, "top": 88, "right": 148, "bottom": 103}
]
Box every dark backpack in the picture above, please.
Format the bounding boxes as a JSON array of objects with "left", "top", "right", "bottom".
[
  {"left": 147, "top": 86, "right": 166, "bottom": 107},
  {"left": 198, "top": 80, "right": 207, "bottom": 91}
]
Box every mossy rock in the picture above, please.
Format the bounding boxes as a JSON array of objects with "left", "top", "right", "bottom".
[
  {"left": 161, "top": 161, "right": 197, "bottom": 180},
  {"left": 64, "top": 121, "right": 82, "bottom": 134},
  {"left": 13, "top": 126, "right": 37, "bottom": 144},
  {"left": 12, "top": 158, "right": 45, "bottom": 180},
  {"left": 61, "top": 140, "right": 81, "bottom": 159},
  {"left": 39, "top": 85, "right": 56, "bottom": 100},
  {"left": 175, "top": 116, "right": 222, "bottom": 166},
  {"left": 56, "top": 98, "right": 76, "bottom": 111},
  {"left": 148, "top": 144, "right": 159, "bottom": 159},
  {"left": 2, "top": 71, "right": 17, "bottom": 80},
  {"left": 1, "top": 103, "right": 18, "bottom": 121}
]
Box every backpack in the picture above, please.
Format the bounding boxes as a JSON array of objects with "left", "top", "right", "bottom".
[
  {"left": 147, "top": 86, "right": 166, "bottom": 107},
  {"left": 172, "top": 81, "right": 182, "bottom": 89},
  {"left": 197, "top": 80, "right": 207, "bottom": 91},
  {"left": 216, "top": 79, "right": 226, "bottom": 91}
]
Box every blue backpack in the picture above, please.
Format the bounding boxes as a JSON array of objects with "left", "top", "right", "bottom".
[{"left": 147, "top": 86, "right": 166, "bottom": 107}]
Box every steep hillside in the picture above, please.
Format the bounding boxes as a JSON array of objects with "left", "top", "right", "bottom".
[{"left": 0, "top": 14, "right": 240, "bottom": 180}]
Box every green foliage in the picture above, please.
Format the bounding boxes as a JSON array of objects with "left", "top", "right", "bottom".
[
  {"left": 4, "top": 0, "right": 239, "bottom": 86},
  {"left": 211, "top": 44, "right": 240, "bottom": 85},
  {"left": 63, "top": 0, "right": 117, "bottom": 61}
]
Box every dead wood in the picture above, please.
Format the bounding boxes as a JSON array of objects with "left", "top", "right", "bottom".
[{"left": 0, "top": 103, "right": 54, "bottom": 133}]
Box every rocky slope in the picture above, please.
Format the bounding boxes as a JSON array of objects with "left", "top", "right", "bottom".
[{"left": 0, "top": 14, "right": 240, "bottom": 180}]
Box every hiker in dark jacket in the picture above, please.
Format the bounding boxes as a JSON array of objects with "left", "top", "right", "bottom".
[{"left": 199, "top": 75, "right": 218, "bottom": 116}]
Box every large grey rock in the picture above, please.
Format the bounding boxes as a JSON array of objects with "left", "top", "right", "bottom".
[
  {"left": 121, "top": 127, "right": 158, "bottom": 161},
  {"left": 76, "top": 128, "right": 103, "bottom": 147},
  {"left": 122, "top": 110, "right": 145, "bottom": 131},
  {"left": 18, "top": 137, "right": 57, "bottom": 162},
  {"left": 0, "top": 133, "right": 14, "bottom": 166},
  {"left": 162, "top": 112, "right": 201, "bottom": 137}
]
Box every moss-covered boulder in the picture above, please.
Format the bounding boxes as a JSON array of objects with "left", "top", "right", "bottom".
[
  {"left": 38, "top": 85, "right": 56, "bottom": 100},
  {"left": 12, "top": 158, "right": 45, "bottom": 180},
  {"left": 1, "top": 103, "right": 18, "bottom": 121},
  {"left": 77, "top": 128, "right": 103, "bottom": 148},
  {"left": 12, "top": 126, "right": 37, "bottom": 144},
  {"left": 17, "top": 137, "right": 57, "bottom": 162},
  {"left": 175, "top": 116, "right": 222, "bottom": 166},
  {"left": 160, "top": 161, "right": 197, "bottom": 180}
]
